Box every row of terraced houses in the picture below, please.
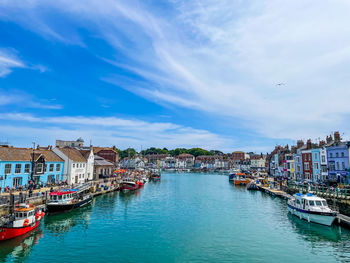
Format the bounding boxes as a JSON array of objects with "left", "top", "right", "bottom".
[
  {"left": 268, "top": 131, "right": 350, "bottom": 184},
  {"left": 0, "top": 138, "right": 119, "bottom": 191},
  {"left": 121, "top": 152, "right": 267, "bottom": 172}
]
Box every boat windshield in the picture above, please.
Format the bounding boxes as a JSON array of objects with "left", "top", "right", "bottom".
[
  {"left": 308, "top": 200, "right": 315, "bottom": 206},
  {"left": 315, "top": 200, "right": 322, "bottom": 206},
  {"left": 322, "top": 201, "right": 327, "bottom": 206}
]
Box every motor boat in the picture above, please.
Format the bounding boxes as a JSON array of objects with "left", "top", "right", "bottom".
[{"left": 287, "top": 193, "right": 337, "bottom": 226}]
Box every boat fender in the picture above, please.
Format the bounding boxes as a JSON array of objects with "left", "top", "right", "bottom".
[{"left": 23, "top": 219, "right": 29, "bottom": 227}]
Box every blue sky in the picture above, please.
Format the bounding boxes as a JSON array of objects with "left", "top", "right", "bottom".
[{"left": 1, "top": 0, "right": 350, "bottom": 152}]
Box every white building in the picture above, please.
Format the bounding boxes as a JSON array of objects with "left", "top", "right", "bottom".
[
  {"left": 176, "top": 154, "right": 194, "bottom": 169},
  {"left": 53, "top": 147, "right": 89, "bottom": 185},
  {"left": 79, "top": 149, "right": 94, "bottom": 181}
]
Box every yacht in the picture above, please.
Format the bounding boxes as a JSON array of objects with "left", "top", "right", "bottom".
[{"left": 287, "top": 193, "right": 337, "bottom": 226}]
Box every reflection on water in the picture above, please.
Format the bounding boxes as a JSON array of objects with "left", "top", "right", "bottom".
[
  {"left": 44, "top": 204, "right": 92, "bottom": 235},
  {"left": 288, "top": 213, "right": 342, "bottom": 242},
  {"left": 0, "top": 230, "right": 43, "bottom": 262}
]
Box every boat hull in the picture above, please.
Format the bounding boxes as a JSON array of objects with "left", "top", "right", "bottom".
[
  {"left": 0, "top": 221, "right": 39, "bottom": 241},
  {"left": 47, "top": 196, "right": 92, "bottom": 214},
  {"left": 287, "top": 205, "right": 336, "bottom": 226},
  {"left": 120, "top": 184, "right": 139, "bottom": 192},
  {"left": 234, "top": 179, "right": 250, "bottom": 185}
]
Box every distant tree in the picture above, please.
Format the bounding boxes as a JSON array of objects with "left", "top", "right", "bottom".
[{"left": 119, "top": 148, "right": 137, "bottom": 159}]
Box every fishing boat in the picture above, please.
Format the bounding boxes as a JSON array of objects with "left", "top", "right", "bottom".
[
  {"left": 229, "top": 173, "right": 250, "bottom": 185},
  {"left": 47, "top": 184, "right": 92, "bottom": 214},
  {"left": 120, "top": 178, "right": 139, "bottom": 192},
  {"left": 0, "top": 204, "right": 45, "bottom": 241},
  {"left": 287, "top": 193, "right": 337, "bottom": 226}
]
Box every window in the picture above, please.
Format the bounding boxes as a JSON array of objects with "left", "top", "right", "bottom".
[
  {"left": 330, "top": 153, "right": 333, "bottom": 158},
  {"left": 321, "top": 156, "right": 326, "bottom": 163},
  {"left": 322, "top": 201, "right": 327, "bottom": 206},
  {"left": 314, "top": 163, "right": 319, "bottom": 170},
  {"left": 314, "top": 153, "right": 317, "bottom": 160},
  {"left": 49, "top": 164, "right": 54, "bottom": 172},
  {"left": 44, "top": 164, "right": 47, "bottom": 173},
  {"left": 315, "top": 201, "right": 322, "bottom": 206},
  {"left": 342, "top": 162, "right": 345, "bottom": 170},
  {"left": 13, "top": 177, "right": 21, "bottom": 187},
  {"left": 304, "top": 163, "right": 309, "bottom": 170},
  {"left": 329, "top": 162, "right": 335, "bottom": 171},
  {"left": 56, "top": 164, "right": 61, "bottom": 172},
  {"left": 336, "top": 162, "right": 340, "bottom": 170},
  {"left": 36, "top": 163, "right": 43, "bottom": 173},
  {"left": 309, "top": 200, "right": 315, "bottom": 206},
  {"left": 342, "top": 152, "right": 345, "bottom": 157},
  {"left": 24, "top": 164, "right": 30, "bottom": 173},
  {"left": 73, "top": 163, "right": 75, "bottom": 168},
  {"left": 336, "top": 153, "right": 339, "bottom": 158},
  {"left": 15, "top": 164, "right": 21, "bottom": 174},
  {"left": 83, "top": 163, "right": 85, "bottom": 168},
  {"left": 5, "top": 164, "right": 11, "bottom": 174}
]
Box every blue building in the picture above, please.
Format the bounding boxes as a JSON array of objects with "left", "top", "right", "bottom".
[
  {"left": 326, "top": 142, "right": 350, "bottom": 184},
  {"left": 0, "top": 146, "right": 64, "bottom": 190},
  {"left": 311, "top": 148, "right": 321, "bottom": 182}
]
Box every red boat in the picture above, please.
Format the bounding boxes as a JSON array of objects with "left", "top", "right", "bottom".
[
  {"left": 120, "top": 179, "right": 139, "bottom": 192},
  {"left": 0, "top": 204, "right": 45, "bottom": 242}
]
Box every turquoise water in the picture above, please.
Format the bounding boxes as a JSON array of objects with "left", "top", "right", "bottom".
[{"left": 1, "top": 172, "right": 350, "bottom": 262}]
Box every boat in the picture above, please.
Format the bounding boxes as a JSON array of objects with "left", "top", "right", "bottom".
[
  {"left": 142, "top": 176, "right": 148, "bottom": 183},
  {"left": 46, "top": 184, "right": 92, "bottom": 214},
  {"left": 120, "top": 178, "right": 139, "bottom": 192},
  {"left": 247, "top": 181, "right": 259, "bottom": 190},
  {"left": 287, "top": 193, "right": 337, "bottom": 226},
  {"left": 229, "top": 173, "right": 250, "bottom": 185},
  {"left": 0, "top": 204, "right": 45, "bottom": 241}
]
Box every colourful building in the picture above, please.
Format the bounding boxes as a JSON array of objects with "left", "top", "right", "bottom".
[{"left": 0, "top": 146, "right": 64, "bottom": 190}]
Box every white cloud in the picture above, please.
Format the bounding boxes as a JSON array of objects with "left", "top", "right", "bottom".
[
  {"left": 0, "top": 49, "right": 25, "bottom": 77},
  {"left": 0, "top": 92, "right": 62, "bottom": 109},
  {"left": 0, "top": 113, "right": 235, "bottom": 151},
  {"left": 1, "top": 0, "right": 350, "bottom": 142}
]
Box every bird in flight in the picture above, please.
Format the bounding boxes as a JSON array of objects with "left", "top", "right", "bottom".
[{"left": 276, "top": 83, "right": 285, "bottom": 86}]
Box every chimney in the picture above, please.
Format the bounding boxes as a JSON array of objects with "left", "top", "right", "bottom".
[
  {"left": 306, "top": 139, "right": 312, "bottom": 150},
  {"left": 334, "top": 131, "right": 341, "bottom": 142},
  {"left": 297, "top": 140, "right": 304, "bottom": 149},
  {"left": 319, "top": 140, "right": 326, "bottom": 147}
]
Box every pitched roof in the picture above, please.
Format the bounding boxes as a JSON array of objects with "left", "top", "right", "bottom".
[
  {"left": 0, "top": 147, "right": 63, "bottom": 162},
  {"left": 79, "top": 150, "right": 91, "bottom": 159},
  {"left": 57, "top": 147, "right": 86, "bottom": 162},
  {"left": 38, "top": 150, "right": 64, "bottom": 162},
  {"left": 94, "top": 155, "right": 114, "bottom": 166},
  {"left": 0, "top": 147, "right": 32, "bottom": 161},
  {"left": 93, "top": 147, "right": 118, "bottom": 154}
]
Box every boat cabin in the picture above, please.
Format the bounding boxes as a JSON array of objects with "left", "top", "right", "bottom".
[
  {"left": 49, "top": 191, "right": 75, "bottom": 204},
  {"left": 12, "top": 205, "right": 36, "bottom": 228},
  {"left": 290, "top": 193, "right": 329, "bottom": 211}
]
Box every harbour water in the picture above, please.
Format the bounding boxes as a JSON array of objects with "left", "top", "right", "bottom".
[{"left": 1, "top": 172, "right": 350, "bottom": 262}]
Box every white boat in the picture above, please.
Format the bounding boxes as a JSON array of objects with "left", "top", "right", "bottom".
[
  {"left": 287, "top": 193, "right": 337, "bottom": 226},
  {"left": 142, "top": 176, "right": 148, "bottom": 183}
]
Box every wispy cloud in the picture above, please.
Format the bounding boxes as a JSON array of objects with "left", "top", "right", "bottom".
[
  {"left": 0, "top": 91, "right": 62, "bottom": 109},
  {"left": 0, "top": 49, "right": 25, "bottom": 77},
  {"left": 1, "top": 0, "right": 350, "bottom": 143},
  {"left": 0, "top": 113, "right": 235, "bottom": 151}
]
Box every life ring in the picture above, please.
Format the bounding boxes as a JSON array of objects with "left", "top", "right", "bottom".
[{"left": 23, "top": 219, "right": 29, "bottom": 227}]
